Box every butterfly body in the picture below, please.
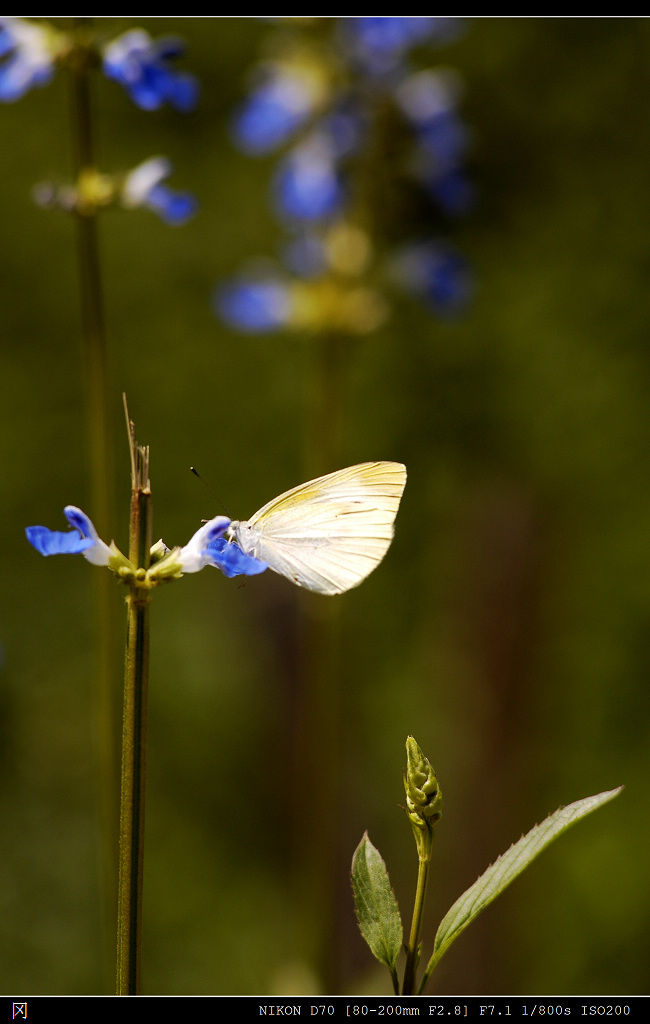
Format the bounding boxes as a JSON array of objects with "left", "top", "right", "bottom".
[{"left": 226, "top": 461, "right": 406, "bottom": 595}]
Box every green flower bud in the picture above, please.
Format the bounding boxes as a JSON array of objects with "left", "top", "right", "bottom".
[{"left": 404, "top": 736, "right": 442, "bottom": 843}]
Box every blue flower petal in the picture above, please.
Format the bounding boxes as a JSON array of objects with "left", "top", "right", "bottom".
[
  {"left": 233, "top": 82, "right": 309, "bottom": 154},
  {"left": 121, "top": 157, "right": 197, "bottom": 225},
  {"left": 393, "top": 242, "right": 473, "bottom": 316},
  {"left": 26, "top": 525, "right": 94, "bottom": 556},
  {"left": 103, "top": 29, "right": 199, "bottom": 112},
  {"left": 216, "top": 278, "right": 291, "bottom": 333},
  {"left": 205, "top": 537, "right": 268, "bottom": 579},
  {"left": 344, "top": 17, "right": 462, "bottom": 75},
  {"left": 0, "top": 17, "right": 56, "bottom": 102},
  {"left": 26, "top": 506, "right": 113, "bottom": 564},
  {"left": 274, "top": 139, "right": 344, "bottom": 222},
  {"left": 146, "top": 183, "right": 197, "bottom": 224}
]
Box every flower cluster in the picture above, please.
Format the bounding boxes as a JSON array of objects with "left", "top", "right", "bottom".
[
  {"left": 217, "top": 17, "right": 473, "bottom": 336},
  {"left": 1, "top": 18, "right": 198, "bottom": 224},
  {"left": 26, "top": 506, "right": 268, "bottom": 584}
]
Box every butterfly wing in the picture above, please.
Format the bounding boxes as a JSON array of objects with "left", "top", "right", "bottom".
[{"left": 228, "top": 462, "right": 406, "bottom": 595}]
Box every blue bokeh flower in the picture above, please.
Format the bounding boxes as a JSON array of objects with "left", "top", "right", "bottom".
[
  {"left": 26, "top": 506, "right": 113, "bottom": 565},
  {"left": 216, "top": 277, "right": 292, "bottom": 333},
  {"left": 122, "top": 156, "right": 197, "bottom": 224},
  {"left": 392, "top": 241, "right": 473, "bottom": 316},
  {"left": 0, "top": 16, "right": 60, "bottom": 102},
  {"left": 103, "top": 28, "right": 199, "bottom": 112},
  {"left": 343, "top": 17, "right": 462, "bottom": 75},
  {"left": 396, "top": 68, "right": 475, "bottom": 216},
  {"left": 219, "top": 17, "right": 473, "bottom": 332},
  {"left": 232, "top": 58, "right": 328, "bottom": 154},
  {"left": 274, "top": 134, "right": 345, "bottom": 222}
]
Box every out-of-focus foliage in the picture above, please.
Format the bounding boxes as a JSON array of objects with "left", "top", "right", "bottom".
[{"left": 1, "top": 17, "right": 649, "bottom": 995}]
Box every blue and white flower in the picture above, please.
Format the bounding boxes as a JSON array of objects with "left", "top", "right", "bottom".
[
  {"left": 232, "top": 57, "right": 329, "bottom": 154},
  {"left": 274, "top": 134, "right": 345, "bottom": 223},
  {"left": 103, "top": 29, "right": 198, "bottom": 112},
  {"left": 122, "top": 156, "right": 197, "bottom": 225},
  {"left": 26, "top": 506, "right": 114, "bottom": 565},
  {"left": 0, "top": 16, "right": 61, "bottom": 102},
  {"left": 177, "top": 516, "right": 267, "bottom": 578},
  {"left": 27, "top": 507, "right": 268, "bottom": 583},
  {"left": 217, "top": 18, "right": 473, "bottom": 334}
]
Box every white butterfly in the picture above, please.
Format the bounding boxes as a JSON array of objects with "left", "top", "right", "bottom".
[{"left": 225, "top": 461, "right": 407, "bottom": 595}]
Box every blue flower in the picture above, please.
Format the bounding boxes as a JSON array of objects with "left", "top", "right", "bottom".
[
  {"left": 0, "top": 17, "right": 59, "bottom": 102},
  {"left": 122, "top": 157, "right": 197, "bottom": 224},
  {"left": 274, "top": 135, "right": 345, "bottom": 222},
  {"left": 26, "top": 507, "right": 268, "bottom": 583},
  {"left": 103, "top": 29, "right": 199, "bottom": 112},
  {"left": 216, "top": 277, "right": 292, "bottom": 333},
  {"left": 396, "top": 69, "right": 474, "bottom": 216},
  {"left": 392, "top": 242, "right": 473, "bottom": 316},
  {"left": 26, "top": 506, "right": 113, "bottom": 565},
  {"left": 216, "top": 17, "right": 474, "bottom": 335},
  {"left": 232, "top": 63, "right": 324, "bottom": 154},
  {"left": 178, "top": 517, "right": 267, "bottom": 578},
  {"left": 343, "top": 17, "right": 461, "bottom": 75},
  {"left": 204, "top": 537, "right": 269, "bottom": 579}
]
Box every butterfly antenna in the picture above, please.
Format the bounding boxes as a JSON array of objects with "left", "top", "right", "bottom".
[{"left": 190, "top": 466, "right": 232, "bottom": 519}]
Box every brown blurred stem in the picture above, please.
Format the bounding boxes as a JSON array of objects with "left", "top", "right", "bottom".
[
  {"left": 68, "top": 17, "right": 119, "bottom": 987},
  {"left": 292, "top": 333, "right": 349, "bottom": 988}
]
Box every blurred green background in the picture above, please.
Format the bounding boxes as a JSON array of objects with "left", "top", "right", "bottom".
[{"left": 1, "top": 17, "right": 649, "bottom": 995}]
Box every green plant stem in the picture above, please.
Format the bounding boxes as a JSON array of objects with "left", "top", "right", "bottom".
[
  {"left": 390, "top": 966, "right": 400, "bottom": 996},
  {"left": 402, "top": 851, "right": 431, "bottom": 995},
  {"left": 116, "top": 588, "right": 150, "bottom": 994},
  {"left": 68, "top": 19, "right": 120, "bottom": 988},
  {"left": 417, "top": 944, "right": 437, "bottom": 995},
  {"left": 69, "top": 19, "right": 114, "bottom": 538},
  {"left": 116, "top": 422, "right": 152, "bottom": 995}
]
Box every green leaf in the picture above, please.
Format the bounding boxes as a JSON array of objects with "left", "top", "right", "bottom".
[
  {"left": 421, "top": 787, "right": 623, "bottom": 989},
  {"left": 351, "top": 831, "right": 403, "bottom": 973}
]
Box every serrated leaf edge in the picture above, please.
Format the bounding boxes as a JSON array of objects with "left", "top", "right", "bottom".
[{"left": 425, "top": 787, "right": 622, "bottom": 982}]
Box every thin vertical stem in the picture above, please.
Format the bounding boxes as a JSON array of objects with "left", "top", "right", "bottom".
[
  {"left": 69, "top": 18, "right": 114, "bottom": 537},
  {"left": 117, "top": 592, "right": 150, "bottom": 994},
  {"left": 116, "top": 413, "right": 152, "bottom": 994},
  {"left": 402, "top": 853, "right": 431, "bottom": 995},
  {"left": 67, "top": 19, "right": 119, "bottom": 988}
]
